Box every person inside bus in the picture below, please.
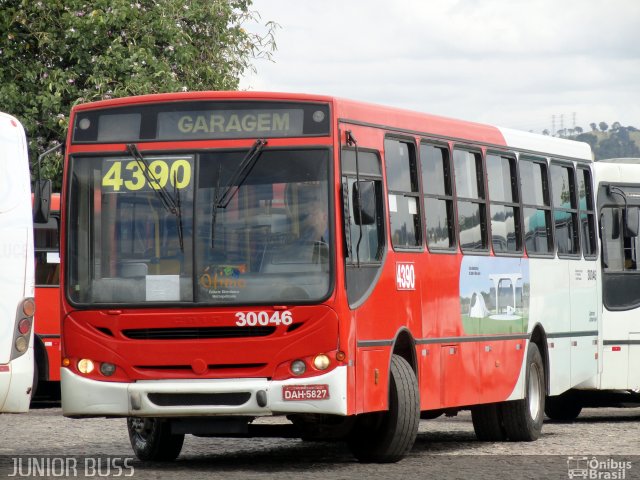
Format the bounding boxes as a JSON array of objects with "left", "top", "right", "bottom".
[{"left": 298, "top": 192, "right": 329, "bottom": 244}]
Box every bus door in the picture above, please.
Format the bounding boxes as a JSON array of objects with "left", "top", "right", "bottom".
[{"left": 599, "top": 182, "right": 640, "bottom": 390}]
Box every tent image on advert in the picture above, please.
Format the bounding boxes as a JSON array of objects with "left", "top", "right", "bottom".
[{"left": 469, "top": 291, "right": 490, "bottom": 318}]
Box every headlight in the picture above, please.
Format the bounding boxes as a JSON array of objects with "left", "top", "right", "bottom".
[{"left": 290, "top": 360, "right": 306, "bottom": 376}]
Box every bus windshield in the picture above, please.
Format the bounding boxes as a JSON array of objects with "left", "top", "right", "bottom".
[{"left": 67, "top": 148, "right": 331, "bottom": 306}]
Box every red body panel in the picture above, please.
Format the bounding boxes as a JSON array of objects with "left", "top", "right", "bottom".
[{"left": 34, "top": 193, "right": 61, "bottom": 382}]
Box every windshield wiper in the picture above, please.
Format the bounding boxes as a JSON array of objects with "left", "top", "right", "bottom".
[
  {"left": 210, "top": 139, "right": 267, "bottom": 247},
  {"left": 126, "top": 143, "right": 184, "bottom": 251},
  {"left": 215, "top": 139, "right": 267, "bottom": 208}
]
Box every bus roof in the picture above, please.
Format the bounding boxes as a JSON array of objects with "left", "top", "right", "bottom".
[{"left": 70, "top": 91, "right": 593, "bottom": 161}]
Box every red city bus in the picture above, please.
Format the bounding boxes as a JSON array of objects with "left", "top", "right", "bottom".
[
  {"left": 60, "top": 92, "right": 601, "bottom": 462},
  {"left": 33, "top": 193, "right": 61, "bottom": 397}
]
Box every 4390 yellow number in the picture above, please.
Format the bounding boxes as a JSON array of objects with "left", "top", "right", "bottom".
[{"left": 102, "top": 157, "right": 193, "bottom": 192}]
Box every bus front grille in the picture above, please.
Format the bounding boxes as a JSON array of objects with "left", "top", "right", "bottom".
[
  {"left": 122, "top": 326, "right": 276, "bottom": 340},
  {"left": 147, "top": 392, "right": 252, "bottom": 407}
]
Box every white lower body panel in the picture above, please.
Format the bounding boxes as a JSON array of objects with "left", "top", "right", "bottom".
[
  {"left": 62, "top": 366, "right": 348, "bottom": 417},
  {"left": 0, "top": 350, "right": 34, "bottom": 413}
]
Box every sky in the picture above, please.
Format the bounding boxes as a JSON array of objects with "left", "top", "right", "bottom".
[{"left": 240, "top": 0, "right": 640, "bottom": 134}]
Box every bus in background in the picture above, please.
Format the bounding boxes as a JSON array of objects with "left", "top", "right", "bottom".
[
  {"left": 0, "top": 112, "right": 36, "bottom": 413},
  {"left": 58, "top": 92, "right": 634, "bottom": 463},
  {"left": 542, "top": 157, "right": 640, "bottom": 420},
  {"left": 33, "top": 193, "right": 61, "bottom": 398}
]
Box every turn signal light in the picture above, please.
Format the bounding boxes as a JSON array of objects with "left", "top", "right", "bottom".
[{"left": 22, "top": 298, "right": 35, "bottom": 317}]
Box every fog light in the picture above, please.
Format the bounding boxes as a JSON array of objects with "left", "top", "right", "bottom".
[
  {"left": 15, "top": 336, "right": 28, "bottom": 353},
  {"left": 100, "top": 362, "right": 116, "bottom": 377},
  {"left": 78, "top": 358, "right": 95, "bottom": 374},
  {"left": 313, "top": 354, "right": 330, "bottom": 370},
  {"left": 22, "top": 298, "right": 35, "bottom": 317},
  {"left": 18, "top": 318, "right": 32, "bottom": 335},
  {"left": 290, "top": 360, "right": 306, "bottom": 376}
]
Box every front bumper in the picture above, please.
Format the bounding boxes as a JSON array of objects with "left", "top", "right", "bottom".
[{"left": 61, "top": 366, "right": 348, "bottom": 417}]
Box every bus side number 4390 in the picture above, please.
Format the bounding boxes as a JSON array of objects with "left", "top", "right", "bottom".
[
  {"left": 235, "top": 311, "right": 293, "bottom": 327},
  {"left": 396, "top": 262, "right": 416, "bottom": 290}
]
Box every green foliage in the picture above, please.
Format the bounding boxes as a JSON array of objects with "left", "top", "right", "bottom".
[
  {"left": 573, "top": 124, "right": 640, "bottom": 160},
  {"left": 0, "top": 0, "right": 277, "bottom": 189}
]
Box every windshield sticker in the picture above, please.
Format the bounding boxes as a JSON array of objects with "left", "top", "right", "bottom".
[
  {"left": 101, "top": 156, "right": 193, "bottom": 193},
  {"left": 459, "top": 256, "right": 530, "bottom": 335},
  {"left": 199, "top": 265, "right": 246, "bottom": 300}
]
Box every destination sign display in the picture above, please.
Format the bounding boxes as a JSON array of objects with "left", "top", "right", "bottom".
[
  {"left": 158, "top": 109, "right": 304, "bottom": 139},
  {"left": 72, "top": 101, "right": 330, "bottom": 143}
]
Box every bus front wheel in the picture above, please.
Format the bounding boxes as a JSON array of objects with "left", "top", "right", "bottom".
[
  {"left": 127, "top": 417, "right": 184, "bottom": 461},
  {"left": 347, "top": 354, "right": 419, "bottom": 463}
]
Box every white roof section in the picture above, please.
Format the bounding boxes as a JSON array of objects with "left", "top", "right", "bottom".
[
  {"left": 498, "top": 127, "right": 593, "bottom": 162},
  {"left": 593, "top": 158, "right": 640, "bottom": 185}
]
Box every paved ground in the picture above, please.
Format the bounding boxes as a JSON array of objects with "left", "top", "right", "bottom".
[{"left": 0, "top": 405, "right": 638, "bottom": 479}]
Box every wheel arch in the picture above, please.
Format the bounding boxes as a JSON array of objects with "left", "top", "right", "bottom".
[
  {"left": 529, "top": 323, "right": 550, "bottom": 395},
  {"left": 390, "top": 327, "right": 418, "bottom": 378}
]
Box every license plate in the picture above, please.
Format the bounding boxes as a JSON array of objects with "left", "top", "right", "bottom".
[{"left": 282, "top": 384, "right": 330, "bottom": 401}]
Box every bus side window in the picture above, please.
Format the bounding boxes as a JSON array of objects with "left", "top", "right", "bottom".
[
  {"left": 453, "top": 148, "right": 487, "bottom": 252},
  {"left": 578, "top": 167, "right": 597, "bottom": 259},
  {"left": 487, "top": 153, "right": 521, "bottom": 254},
  {"left": 384, "top": 138, "right": 422, "bottom": 249},
  {"left": 550, "top": 162, "right": 580, "bottom": 256},
  {"left": 602, "top": 207, "right": 625, "bottom": 270},
  {"left": 341, "top": 149, "right": 384, "bottom": 264},
  {"left": 520, "top": 158, "right": 553, "bottom": 256},
  {"left": 420, "top": 143, "right": 455, "bottom": 251}
]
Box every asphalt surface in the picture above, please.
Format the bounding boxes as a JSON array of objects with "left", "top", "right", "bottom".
[{"left": 0, "top": 404, "right": 638, "bottom": 479}]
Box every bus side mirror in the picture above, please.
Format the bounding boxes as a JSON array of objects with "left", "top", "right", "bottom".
[
  {"left": 33, "top": 179, "right": 52, "bottom": 224},
  {"left": 611, "top": 209, "right": 620, "bottom": 240},
  {"left": 600, "top": 213, "right": 608, "bottom": 268},
  {"left": 625, "top": 207, "right": 639, "bottom": 238},
  {"left": 352, "top": 180, "right": 376, "bottom": 225}
]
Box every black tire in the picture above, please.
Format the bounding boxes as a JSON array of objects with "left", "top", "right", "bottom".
[
  {"left": 500, "top": 343, "right": 545, "bottom": 441},
  {"left": 545, "top": 391, "right": 582, "bottom": 421},
  {"left": 31, "top": 359, "right": 39, "bottom": 398},
  {"left": 127, "top": 417, "right": 184, "bottom": 462},
  {"left": 347, "top": 355, "right": 419, "bottom": 463},
  {"left": 471, "top": 403, "right": 506, "bottom": 441}
]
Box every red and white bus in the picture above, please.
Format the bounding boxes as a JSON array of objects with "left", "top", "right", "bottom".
[
  {"left": 33, "top": 193, "right": 61, "bottom": 397},
  {"left": 58, "top": 92, "right": 636, "bottom": 462}
]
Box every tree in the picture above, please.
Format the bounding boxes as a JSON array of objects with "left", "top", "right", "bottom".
[
  {"left": 599, "top": 121, "right": 609, "bottom": 133},
  {"left": 0, "top": 0, "right": 277, "bottom": 187},
  {"left": 590, "top": 123, "right": 598, "bottom": 132},
  {"left": 574, "top": 126, "right": 583, "bottom": 134}
]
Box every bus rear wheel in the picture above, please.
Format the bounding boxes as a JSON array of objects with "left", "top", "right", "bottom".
[
  {"left": 347, "top": 355, "right": 419, "bottom": 463},
  {"left": 471, "top": 403, "right": 506, "bottom": 441},
  {"left": 500, "top": 343, "right": 545, "bottom": 441},
  {"left": 545, "top": 391, "right": 582, "bottom": 421},
  {"left": 127, "top": 417, "right": 184, "bottom": 461}
]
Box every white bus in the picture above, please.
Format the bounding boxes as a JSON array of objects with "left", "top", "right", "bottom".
[
  {"left": 544, "top": 157, "right": 640, "bottom": 419},
  {"left": 0, "top": 112, "right": 36, "bottom": 413}
]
